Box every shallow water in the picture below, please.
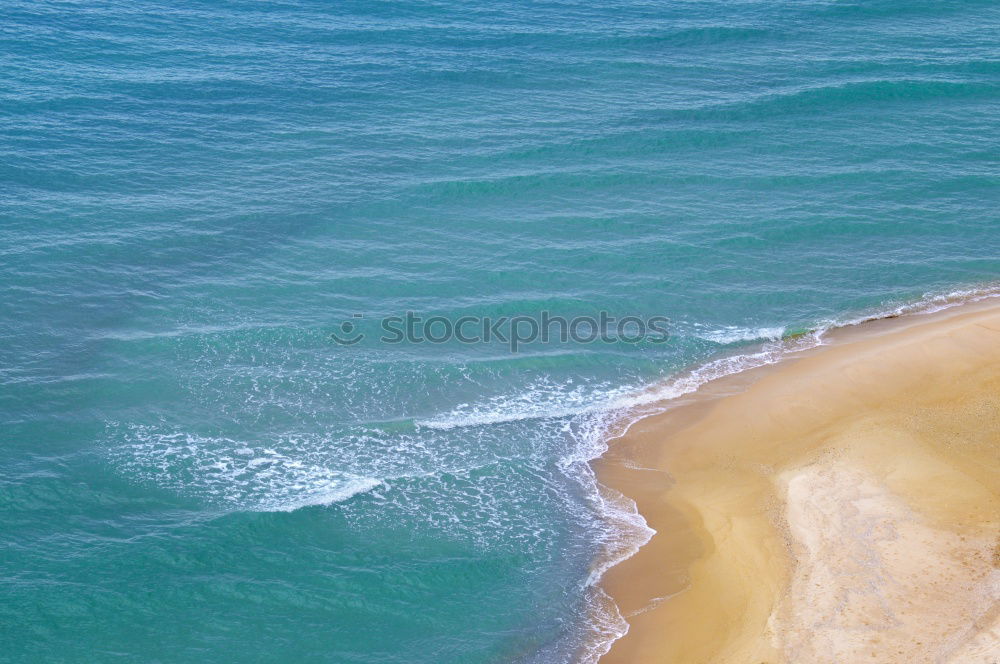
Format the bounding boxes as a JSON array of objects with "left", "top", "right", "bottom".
[{"left": 2, "top": 0, "right": 998, "bottom": 661}]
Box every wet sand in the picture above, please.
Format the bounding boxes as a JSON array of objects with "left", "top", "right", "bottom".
[{"left": 595, "top": 300, "right": 1000, "bottom": 663}]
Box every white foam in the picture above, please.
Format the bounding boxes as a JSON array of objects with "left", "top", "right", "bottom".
[
  {"left": 263, "top": 476, "right": 382, "bottom": 512},
  {"left": 417, "top": 334, "right": 818, "bottom": 436},
  {"left": 575, "top": 586, "right": 631, "bottom": 664},
  {"left": 833, "top": 282, "right": 1000, "bottom": 327},
  {"left": 584, "top": 483, "right": 656, "bottom": 588},
  {"left": 694, "top": 324, "right": 786, "bottom": 344},
  {"left": 107, "top": 427, "right": 382, "bottom": 512},
  {"left": 415, "top": 379, "right": 638, "bottom": 431}
]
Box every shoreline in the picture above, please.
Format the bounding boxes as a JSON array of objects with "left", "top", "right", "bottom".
[{"left": 592, "top": 298, "right": 1000, "bottom": 663}]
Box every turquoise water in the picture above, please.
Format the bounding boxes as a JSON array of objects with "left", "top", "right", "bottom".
[{"left": 2, "top": 0, "right": 998, "bottom": 661}]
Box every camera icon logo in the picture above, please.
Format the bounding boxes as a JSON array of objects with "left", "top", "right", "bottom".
[{"left": 330, "top": 314, "right": 365, "bottom": 345}]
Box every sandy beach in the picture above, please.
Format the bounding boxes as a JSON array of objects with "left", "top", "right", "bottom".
[{"left": 595, "top": 300, "right": 1000, "bottom": 663}]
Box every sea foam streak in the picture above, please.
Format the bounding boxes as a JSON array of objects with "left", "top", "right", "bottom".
[
  {"left": 106, "top": 427, "right": 382, "bottom": 512},
  {"left": 264, "top": 477, "right": 382, "bottom": 512},
  {"left": 692, "top": 324, "right": 786, "bottom": 345}
]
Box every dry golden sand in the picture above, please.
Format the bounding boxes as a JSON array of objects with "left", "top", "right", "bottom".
[{"left": 594, "top": 301, "right": 1000, "bottom": 664}]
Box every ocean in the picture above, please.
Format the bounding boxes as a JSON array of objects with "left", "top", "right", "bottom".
[{"left": 2, "top": 0, "right": 998, "bottom": 661}]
